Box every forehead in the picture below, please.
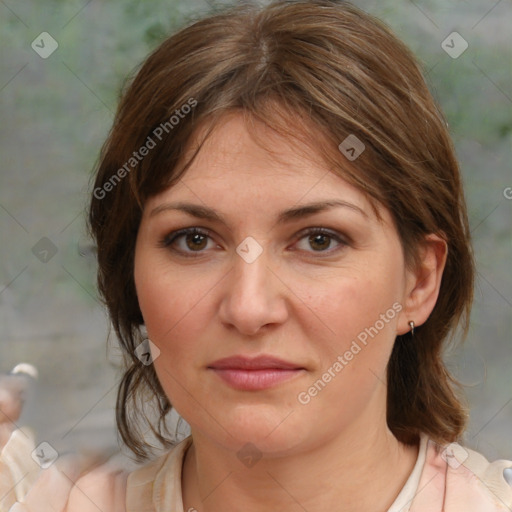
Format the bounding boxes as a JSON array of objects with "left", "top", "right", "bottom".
[
  {"left": 164, "top": 112, "right": 371, "bottom": 206},
  {"left": 141, "top": 110, "right": 392, "bottom": 233},
  {"left": 187, "top": 114, "right": 319, "bottom": 174}
]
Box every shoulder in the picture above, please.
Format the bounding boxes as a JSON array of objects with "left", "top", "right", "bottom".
[
  {"left": 455, "top": 443, "right": 512, "bottom": 509},
  {"left": 67, "top": 436, "right": 192, "bottom": 512},
  {"left": 66, "top": 454, "right": 131, "bottom": 512},
  {"left": 424, "top": 439, "right": 512, "bottom": 511}
]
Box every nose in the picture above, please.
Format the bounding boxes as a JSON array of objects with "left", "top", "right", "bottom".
[{"left": 218, "top": 242, "right": 289, "bottom": 336}]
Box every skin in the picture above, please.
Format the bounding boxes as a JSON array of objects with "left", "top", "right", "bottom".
[
  {"left": 134, "top": 112, "right": 447, "bottom": 512},
  {"left": 0, "top": 378, "right": 25, "bottom": 448}
]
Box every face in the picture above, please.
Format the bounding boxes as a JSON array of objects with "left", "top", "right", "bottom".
[{"left": 134, "top": 112, "right": 414, "bottom": 456}]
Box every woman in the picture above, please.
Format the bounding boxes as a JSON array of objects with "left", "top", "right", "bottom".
[{"left": 7, "top": 0, "right": 512, "bottom": 510}]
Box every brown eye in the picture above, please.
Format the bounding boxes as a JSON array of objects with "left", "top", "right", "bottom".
[
  {"left": 309, "top": 233, "right": 332, "bottom": 251},
  {"left": 160, "top": 227, "right": 215, "bottom": 256},
  {"left": 295, "top": 228, "right": 347, "bottom": 254},
  {"left": 185, "top": 232, "right": 208, "bottom": 251}
]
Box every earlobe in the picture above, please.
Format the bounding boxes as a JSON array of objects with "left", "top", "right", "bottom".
[{"left": 397, "top": 234, "right": 448, "bottom": 335}]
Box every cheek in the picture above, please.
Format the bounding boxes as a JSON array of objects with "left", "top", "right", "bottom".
[
  {"left": 135, "top": 240, "right": 192, "bottom": 336},
  {"left": 135, "top": 263, "right": 208, "bottom": 346},
  {"left": 134, "top": 253, "right": 216, "bottom": 387},
  {"left": 294, "top": 270, "right": 402, "bottom": 410},
  {"left": 136, "top": 277, "right": 210, "bottom": 411},
  {"left": 298, "top": 269, "right": 402, "bottom": 349}
]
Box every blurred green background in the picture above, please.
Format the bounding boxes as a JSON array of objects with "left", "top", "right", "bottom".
[{"left": 1, "top": 0, "right": 511, "bottom": 461}]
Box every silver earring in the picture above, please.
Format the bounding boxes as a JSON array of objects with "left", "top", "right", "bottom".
[{"left": 408, "top": 321, "right": 415, "bottom": 335}]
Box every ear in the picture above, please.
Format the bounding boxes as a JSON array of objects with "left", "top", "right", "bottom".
[{"left": 397, "top": 233, "right": 447, "bottom": 335}]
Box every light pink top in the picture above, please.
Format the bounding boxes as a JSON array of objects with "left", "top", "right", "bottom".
[
  {"left": 3, "top": 432, "right": 512, "bottom": 511},
  {"left": 123, "top": 433, "right": 512, "bottom": 511}
]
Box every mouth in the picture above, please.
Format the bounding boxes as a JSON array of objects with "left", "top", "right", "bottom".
[{"left": 207, "top": 355, "right": 306, "bottom": 391}]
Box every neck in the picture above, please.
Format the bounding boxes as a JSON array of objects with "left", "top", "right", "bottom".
[{"left": 182, "top": 417, "right": 419, "bottom": 512}]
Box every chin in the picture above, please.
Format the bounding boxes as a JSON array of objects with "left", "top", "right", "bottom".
[{"left": 198, "top": 404, "right": 314, "bottom": 457}]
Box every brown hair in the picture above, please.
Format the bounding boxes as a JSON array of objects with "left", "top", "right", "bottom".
[{"left": 88, "top": 0, "right": 474, "bottom": 460}]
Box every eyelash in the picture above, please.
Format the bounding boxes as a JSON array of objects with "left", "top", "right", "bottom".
[{"left": 159, "top": 227, "right": 348, "bottom": 258}]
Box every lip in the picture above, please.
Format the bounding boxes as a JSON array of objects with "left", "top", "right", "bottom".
[
  {"left": 207, "top": 355, "right": 305, "bottom": 391},
  {"left": 208, "top": 355, "right": 304, "bottom": 371}
]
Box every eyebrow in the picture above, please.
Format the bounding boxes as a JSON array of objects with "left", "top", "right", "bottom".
[{"left": 150, "top": 199, "right": 368, "bottom": 225}]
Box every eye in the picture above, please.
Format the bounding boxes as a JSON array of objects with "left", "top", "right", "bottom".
[
  {"left": 160, "top": 226, "right": 348, "bottom": 257},
  {"left": 294, "top": 227, "right": 347, "bottom": 254},
  {"left": 160, "top": 227, "right": 216, "bottom": 256}
]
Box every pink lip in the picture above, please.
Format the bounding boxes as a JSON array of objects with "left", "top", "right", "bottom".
[{"left": 208, "top": 355, "right": 305, "bottom": 391}]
